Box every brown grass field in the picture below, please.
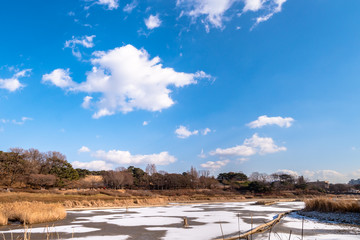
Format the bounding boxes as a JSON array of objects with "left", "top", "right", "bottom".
[
  {"left": 0, "top": 202, "right": 67, "bottom": 225},
  {"left": 304, "top": 197, "right": 360, "bottom": 213}
]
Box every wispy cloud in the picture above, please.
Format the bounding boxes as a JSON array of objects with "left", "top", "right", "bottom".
[
  {"left": 247, "top": 115, "right": 294, "bottom": 128},
  {"left": 175, "top": 125, "right": 199, "bottom": 139},
  {"left": 210, "top": 133, "right": 286, "bottom": 157},
  {"left": 177, "top": 0, "right": 288, "bottom": 31},
  {"left": 123, "top": 0, "right": 137, "bottom": 13},
  {"left": 12, "top": 117, "right": 33, "bottom": 125},
  {"left": 78, "top": 146, "right": 91, "bottom": 153},
  {"left": 145, "top": 14, "right": 162, "bottom": 29},
  {"left": 95, "top": 0, "right": 119, "bottom": 10},
  {"left": 201, "top": 159, "right": 230, "bottom": 171},
  {"left": 0, "top": 69, "right": 31, "bottom": 92},
  {"left": 64, "top": 35, "right": 96, "bottom": 59},
  {"left": 0, "top": 116, "right": 33, "bottom": 130}
]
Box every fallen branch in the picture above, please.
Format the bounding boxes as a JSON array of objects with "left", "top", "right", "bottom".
[{"left": 216, "top": 211, "right": 294, "bottom": 240}]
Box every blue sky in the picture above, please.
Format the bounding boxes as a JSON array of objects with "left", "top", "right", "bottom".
[{"left": 1, "top": 0, "right": 360, "bottom": 183}]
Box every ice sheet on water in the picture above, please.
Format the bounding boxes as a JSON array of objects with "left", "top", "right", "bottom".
[{"left": 0, "top": 225, "right": 100, "bottom": 234}]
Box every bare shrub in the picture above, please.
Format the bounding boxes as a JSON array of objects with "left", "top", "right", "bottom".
[
  {"left": 27, "top": 174, "right": 56, "bottom": 188},
  {"left": 99, "top": 190, "right": 131, "bottom": 197}
]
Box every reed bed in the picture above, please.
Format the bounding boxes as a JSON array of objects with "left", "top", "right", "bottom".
[
  {"left": 304, "top": 197, "right": 360, "bottom": 213},
  {"left": 0, "top": 202, "right": 67, "bottom": 225}
]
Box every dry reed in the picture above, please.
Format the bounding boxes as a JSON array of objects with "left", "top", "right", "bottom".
[
  {"left": 0, "top": 201, "right": 67, "bottom": 225},
  {"left": 304, "top": 197, "right": 360, "bottom": 213}
]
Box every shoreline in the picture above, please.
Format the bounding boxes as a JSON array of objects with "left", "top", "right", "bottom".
[{"left": 66, "top": 197, "right": 300, "bottom": 211}]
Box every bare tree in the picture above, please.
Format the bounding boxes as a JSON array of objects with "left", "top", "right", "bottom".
[
  {"left": 146, "top": 164, "right": 157, "bottom": 176},
  {"left": 28, "top": 174, "right": 56, "bottom": 189},
  {"left": 103, "top": 170, "right": 133, "bottom": 189}
]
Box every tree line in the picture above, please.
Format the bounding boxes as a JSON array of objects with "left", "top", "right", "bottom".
[{"left": 0, "top": 148, "right": 354, "bottom": 194}]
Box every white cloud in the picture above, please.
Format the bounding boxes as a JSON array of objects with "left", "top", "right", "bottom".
[
  {"left": 175, "top": 125, "right": 199, "bottom": 139},
  {"left": 46, "top": 45, "right": 210, "bottom": 118},
  {"left": 65, "top": 35, "right": 95, "bottom": 49},
  {"left": 12, "top": 117, "right": 33, "bottom": 125},
  {"left": 303, "top": 170, "right": 346, "bottom": 183},
  {"left": 64, "top": 35, "right": 96, "bottom": 59},
  {"left": 0, "top": 69, "right": 31, "bottom": 92},
  {"left": 93, "top": 149, "right": 176, "bottom": 165},
  {"left": 82, "top": 96, "right": 93, "bottom": 109},
  {"left": 210, "top": 133, "right": 286, "bottom": 157},
  {"left": 275, "top": 169, "right": 350, "bottom": 183},
  {"left": 252, "top": 0, "right": 287, "bottom": 28},
  {"left": 198, "top": 149, "right": 207, "bottom": 158},
  {"left": 78, "top": 146, "right": 91, "bottom": 153},
  {"left": 145, "top": 14, "right": 162, "bottom": 29},
  {"left": 177, "top": 0, "right": 235, "bottom": 29},
  {"left": 238, "top": 157, "right": 249, "bottom": 163},
  {"left": 243, "top": 0, "right": 263, "bottom": 12},
  {"left": 202, "top": 128, "right": 211, "bottom": 135},
  {"left": 211, "top": 145, "right": 255, "bottom": 157},
  {"left": 247, "top": 115, "right": 294, "bottom": 128},
  {"left": 96, "top": 0, "right": 119, "bottom": 10},
  {"left": 143, "top": 121, "right": 149, "bottom": 126},
  {"left": 123, "top": 0, "right": 137, "bottom": 13},
  {"left": 201, "top": 159, "right": 230, "bottom": 171},
  {"left": 42, "top": 68, "right": 77, "bottom": 89},
  {"left": 177, "top": 0, "right": 288, "bottom": 31},
  {"left": 72, "top": 160, "right": 113, "bottom": 170},
  {"left": 0, "top": 117, "right": 32, "bottom": 132},
  {"left": 245, "top": 133, "right": 287, "bottom": 154}
]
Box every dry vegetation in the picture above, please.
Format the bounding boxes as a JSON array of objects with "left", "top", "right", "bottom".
[
  {"left": 0, "top": 202, "right": 66, "bottom": 226},
  {"left": 304, "top": 197, "right": 360, "bottom": 213}
]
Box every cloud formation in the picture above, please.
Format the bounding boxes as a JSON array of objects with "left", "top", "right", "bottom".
[
  {"left": 64, "top": 35, "right": 96, "bottom": 59},
  {"left": 275, "top": 169, "right": 358, "bottom": 183},
  {"left": 177, "top": 0, "right": 235, "bottom": 30},
  {"left": 123, "top": 0, "right": 137, "bottom": 13},
  {"left": 201, "top": 159, "right": 230, "bottom": 171},
  {"left": 72, "top": 160, "right": 113, "bottom": 170},
  {"left": 93, "top": 149, "right": 176, "bottom": 165},
  {"left": 252, "top": 0, "right": 287, "bottom": 28},
  {"left": 247, "top": 115, "right": 294, "bottom": 128},
  {"left": 78, "top": 146, "right": 91, "bottom": 153},
  {"left": 175, "top": 125, "right": 199, "bottom": 139},
  {"left": 96, "top": 0, "right": 119, "bottom": 10},
  {"left": 145, "top": 14, "right": 162, "bottom": 29},
  {"left": 12, "top": 117, "right": 33, "bottom": 125},
  {"left": 175, "top": 126, "right": 212, "bottom": 138},
  {"left": 210, "top": 133, "right": 286, "bottom": 157},
  {"left": 0, "top": 69, "right": 31, "bottom": 92},
  {"left": 42, "top": 68, "right": 76, "bottom": 89},
  {"left": 43, "top": 45, "right": 211, "bottom": 118},
  {"left": 202, "top": 128, "right": 211, "bottom": 135},
  {"left": 303, "top": 170, "right": 345, "bottom": 183},
  {"left": 177, "top": 0, "right": 288, "bottom": 31},
  {"left": 1, "top": 116, "right": 33, "bottom": 125},
  {"left": 243, "top": 0, "right": 263, "bottom": 12}
]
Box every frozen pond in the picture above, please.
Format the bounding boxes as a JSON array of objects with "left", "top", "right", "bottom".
[{"left": 0, "top": 201, "right": 359, "bottom": 239}]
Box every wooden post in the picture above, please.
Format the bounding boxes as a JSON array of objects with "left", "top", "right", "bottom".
[{"left": 183, "top": 217, "right": 189, "bottom": 228}]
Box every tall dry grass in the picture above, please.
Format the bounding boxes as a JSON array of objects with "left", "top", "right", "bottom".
[
  {"left": 0, "top": 202, "right": 66, "bottom": 225},
  {"left": 304, "top": 197, "right": 360, "bottom": 213}
]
